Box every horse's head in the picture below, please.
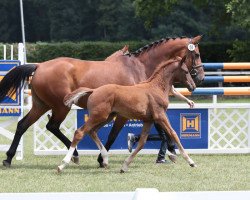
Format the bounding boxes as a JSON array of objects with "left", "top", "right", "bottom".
[
  {"left": 130, "top": 36, "right": 205, "bottom": 85},
  {"left": 179, "top": 35, "right": 205, "bottom": 85},
  {"left": 177, "top": 62, "right": 196, "bottom": 92}
]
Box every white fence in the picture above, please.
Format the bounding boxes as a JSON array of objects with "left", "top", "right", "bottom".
[
  {"left": 0, "top": 189, "right": 249, "bottom": 200},
  {"left": 33, "top": 103, "right": 250, "bottom": 155},
  {"left": 0, "top": 44, "right": 24, "bottom": 160}
]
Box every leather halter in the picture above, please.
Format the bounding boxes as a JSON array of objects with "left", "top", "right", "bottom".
[{"left": 179, "top": 39, "right": 203, "bottom": 78}]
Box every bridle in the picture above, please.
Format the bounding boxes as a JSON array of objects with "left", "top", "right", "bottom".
[{"left": 179, "top": 39, "right": 203, "bottom": 78}]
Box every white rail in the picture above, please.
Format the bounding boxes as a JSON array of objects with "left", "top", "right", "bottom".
[{"left": 0, "top": 190, "right": 249, "bottom": 200}]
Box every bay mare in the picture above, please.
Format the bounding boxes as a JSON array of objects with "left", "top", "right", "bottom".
[
  {"left": 0, "top": 36, "right": 204, "bottom": 167},
  {"left": 58, "top": 57, "right": 197, "bottom": 173}
]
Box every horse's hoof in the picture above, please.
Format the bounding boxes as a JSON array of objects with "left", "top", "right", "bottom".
[
  {"left": 97, "top": 154, "right": 104, "bottom": 167},
  {"left": 168, "top": 154, "right": 177, "bottom": 163},
  {"left": 57, "top": 166, "right": 63, "bottom": 174},
  {"left": 120, "top": 164, "right": 128, "bottom": 173},
  {"left": 3, "top": 160, "right": 11, "bottom": 168},
  {"left": 103, "top": 163, "right": 108, "bottom": 169},
  {"left": 71, "top": 156, "right": 79, "bottom": 165},
  {"left": 190, "top": 163, "right": 197, "bottom": 167},
  {"left": 99, "top": 162, "right": 105, "bottom": 168}
]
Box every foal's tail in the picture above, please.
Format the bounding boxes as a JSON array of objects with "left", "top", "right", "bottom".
[
  {"left": 0, "top": 64, "right": 37, "bottom": 102},
  {"left": 64, "top": 87, "right": 94, "bottom": 107}
]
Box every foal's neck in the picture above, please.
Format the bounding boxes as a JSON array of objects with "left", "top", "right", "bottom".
[{"left": 147, "top": 62, "right": 178, "bottom": 95}]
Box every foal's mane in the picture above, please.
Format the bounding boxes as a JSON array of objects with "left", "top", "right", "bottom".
[
  {"left": 128, "top": 36, "right": 187, "bottom": 57},
  {"left": 141, "top": 58, "right": 181, "bottom": 84}
]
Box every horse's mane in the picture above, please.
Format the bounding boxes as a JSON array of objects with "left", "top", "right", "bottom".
[
  {"left": 140, "top": 58, "right": 181, "bottom": 84},
  {"left": 127, "top": 36, "right": 187, "bottom": 57}
]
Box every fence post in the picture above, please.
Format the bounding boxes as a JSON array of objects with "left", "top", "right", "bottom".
[
  {"left": 10, "top": 45, "right": 14, "bottom": 60},
  {"left": 3, "top": 45, "right": 6, "bottom": 60},
  {"left": 18, "top": 43, "right": 25, "bottom": 65},
  {"left": 248, "top": 109, "right": 250, "bottom": 150}
]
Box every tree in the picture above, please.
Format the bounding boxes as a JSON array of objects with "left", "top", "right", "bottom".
[
  {"left": 226, "top": 0, "right": 250, "bottom": 28},
  {"left": 48, "top": 0, "right": 82, "bottom": 41},
  {"left": 226, "top": 0, "right": 250, "bottom": 61},
  {"left": 0, "top": 0, "right": 21, "bottom": 42},
  {"left": 96, "top": 0, "right": 122, "bottom": 40},
  {"left": 134, "top": 0, "right": 178, "bottom": 29}
]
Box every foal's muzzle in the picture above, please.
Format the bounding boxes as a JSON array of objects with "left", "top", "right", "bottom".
[{"left": 190, "top": 64, "right": 204, "bottom": 85}]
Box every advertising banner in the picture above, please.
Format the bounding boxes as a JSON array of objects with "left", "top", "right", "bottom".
[
  {"left": 0, "top": 60, "right": 21, "bottom": 116},
  {"left": 77, "top": 108, "right": 208, "bottom": 150}
]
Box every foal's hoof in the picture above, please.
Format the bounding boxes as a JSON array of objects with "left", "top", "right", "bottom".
[
  {"left": 71, "top": 156, "right": 80, "bottom": 165},
  {"left": 190, "top": 163, "right": 197, "bottom": 167},
  {"left": 168, "top": 154, "right": 177, "bottom": 163},
  {"left": 120, "top": 162, "right": 128, "bottom": 173},
  {"left": 57, "top": 165, "right": 65, "bottom": 174},
  {"left": 57, "top": 166, "right": 63, "bottom": 174},
  {"left": 3, "top": 160, "right": 11, "bottom": 168}
]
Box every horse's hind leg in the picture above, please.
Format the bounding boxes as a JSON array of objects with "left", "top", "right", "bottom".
[
  {"left": 157, "top": 115, "right": 196, "bottom": 167},
  {"left": 3, "top": 105, "right": 48, "bottom": 167},
  {"left": 97, "top": 115, "right": 127, "bottom": 167},
  {"left": 89, "top": 131, "right": 109, "bottom": 168},
  {"left": 120, "top": 122, "right": 152, "bottom": 173},
  {"left": 46, "top": 107, "right": 79, "bottom": 164}
]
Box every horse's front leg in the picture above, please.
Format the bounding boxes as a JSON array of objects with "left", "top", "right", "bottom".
[
  {"left": 120, "top": 122, "right": 152, "bottom": 173},
  {"left": 157, "top": 114, "right": 196, "bottom": 167},
  {"left": 97, "top": 115, "right": 128, "bottom": 167}
]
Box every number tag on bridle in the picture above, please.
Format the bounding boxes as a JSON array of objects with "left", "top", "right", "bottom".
[{"left": 188, "top": 44, "right": 195, "bottom": 51}]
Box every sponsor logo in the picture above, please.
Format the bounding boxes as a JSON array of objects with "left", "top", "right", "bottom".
[{"left": 180, "top": 113, "right": 201, "bottom": 139}]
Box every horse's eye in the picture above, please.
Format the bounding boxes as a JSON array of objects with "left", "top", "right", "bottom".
[{"left": 195, "top": 53, "right": 200, "bottom": 58}]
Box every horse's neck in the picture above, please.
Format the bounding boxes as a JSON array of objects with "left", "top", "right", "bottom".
[
  {"left": 137, "top": 40, "right": 186, "bottom": 77},
  {"left": 149, "top": 68, "right": 175, "bottom": 95},
  {"left": 118, "top": 56, "right": 148, "bottom": 82}
]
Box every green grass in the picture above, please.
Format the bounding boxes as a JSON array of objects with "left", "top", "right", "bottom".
[
  {"left": 1, "top": 99, "right": 250, "bottom": 193},
  {"left": 0, "top": 128, "right": 250, "bottom": 192},
  {"left": 0, "top": 153, "right": 249, "bottom": 192}
]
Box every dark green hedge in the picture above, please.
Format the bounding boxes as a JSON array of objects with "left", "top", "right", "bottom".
[
  {"left": 27, "top": 41, "right": 145, "bottom": 62},
  {"left": 1, "top": 41, "right": 248, "bottom": 63}
]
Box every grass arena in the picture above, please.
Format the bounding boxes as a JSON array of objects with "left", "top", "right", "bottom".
[{"left": 0, "top": 48, "right": 250, "bottom": 199}]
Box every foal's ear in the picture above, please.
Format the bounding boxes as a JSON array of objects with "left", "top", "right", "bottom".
[
  {"left": 180, "top": 63, "right": 189, "bottom": 73},
  {"left": 193, "top": 35, "right": 203, "bottom": 44}
]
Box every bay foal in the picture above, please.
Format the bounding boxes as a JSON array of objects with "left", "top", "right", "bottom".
[{"left": 58, "top": 57, "right": 197, "bottom": 173}]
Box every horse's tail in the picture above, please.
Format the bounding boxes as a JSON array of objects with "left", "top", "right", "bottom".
[
  {"left": 0, "top": 64, "right": 37, "bottom": 102},
  {"left": 64, "top": 87, "right": 94, "bottom": 108}
]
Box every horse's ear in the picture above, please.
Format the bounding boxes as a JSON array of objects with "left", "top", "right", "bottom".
[
  {"left": 122, "top": 45, "right": 129, "bottom": 54},
  {"left": 193, "top": 35, "right": 203, "bottom": 44}
]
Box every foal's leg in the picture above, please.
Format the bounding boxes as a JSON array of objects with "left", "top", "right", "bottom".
[
  {"left": 46, "top": 107, "right": 79, "bottom": 164},
  {"left": 120, "top": 122, "right": 152, "bottom": 173},
  {"left": 157, "top": 115, "right": 196, "bottom": 167},
  {"left": 89, "top": 131, "right": 109, "bottom": 168},
  {"left": 3, "top": 105, "right": 48, "bottom": 167},
  {"left": 57, "top": 114, "right": 110, "bottom": 173},
  {"left": 97, "top": 115, "right": 128, "bottom": 167},
  {"left": 57, "top": 123, "right": 89, "bottom": 173}
]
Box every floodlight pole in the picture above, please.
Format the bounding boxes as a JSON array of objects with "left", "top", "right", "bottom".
[{"left": 19, "top": 0, "right": 27, "bottom": 64}]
